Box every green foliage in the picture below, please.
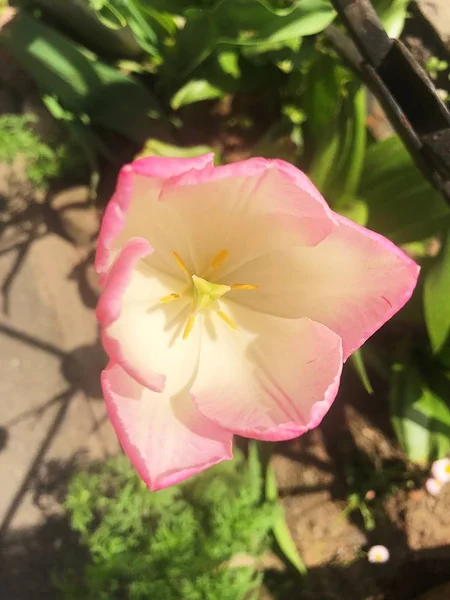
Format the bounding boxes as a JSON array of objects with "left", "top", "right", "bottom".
[
  {"left": 425, "top": 56, "right": 449, "bottom": 80},
  {"left": 1, "top": 10, "right": 161, "bottom": 144},
  {"left": 0, "top": 114, "right": 77, "bottom": 186},
  {"left": 372, "top": 0, "right": 409, "bottom": 38},
  {"left": 390, "top": 359, "right": 450, "bottom": 464},
  {"left": 359, "top": 136, "right": 450, "bottom": 244},
  {"left": 424, "top": 232, "right": 450, "bottom": 353},
  {"left": 59, "top": 449, "right": 275, "bottom": 600},
  {"left": 170, "top": 79, "right": 224, "bottom": 109}
]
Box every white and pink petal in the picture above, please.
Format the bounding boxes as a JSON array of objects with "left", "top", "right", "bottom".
[
  {"left": 97, "top": 238, "right": 197, "bottom": 393},
  {"left": 158, "top": 158, "right": 337, "bottom": 276},
  {"left": 226, "top": 214, "right": 419, "bottom": 359},
  {"left": 192, "top": 303, "right": 343, "bottom": 441},
  {"left": 102, "top": 362, "right": 233, "bottom": 491},
  {"left": 95, "top": 154, "right": 215, "bottom": 281}
]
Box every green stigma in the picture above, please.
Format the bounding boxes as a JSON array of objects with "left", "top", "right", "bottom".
[{"left": 192, "top": 275, "right": 230, "bottom": 311}]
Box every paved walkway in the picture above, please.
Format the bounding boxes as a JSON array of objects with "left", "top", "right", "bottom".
[{"left": 0, "top": 199, "right": 118, "bottom": 598}]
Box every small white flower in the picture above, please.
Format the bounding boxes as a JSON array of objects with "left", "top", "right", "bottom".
[
  {"left": 425, "top": 477, "right": 443, "bottom": 496},
  {"left": 431, "top": 457, "right": 450, "bottom": 484},
  {"left": 367, "top": 545, "right": 390, "bottom": 564}
]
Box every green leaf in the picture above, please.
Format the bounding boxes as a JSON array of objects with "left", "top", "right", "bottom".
[
  {"left": 303, "top": 53, "right": 367, "bottom": 202},
  {"left": 308, "top": 127, "right": 340, "bottom": 191},
  {"left": 136, "top": 138, "right": 219, "bottom": 162},
  {"left": 373, "top": 0, "right": 409, "bottom": 38},
  {"left": 390, "top": 362, "right": 450, "bottom": 464},
  {"left": 229, "top": 0, "right": 336, "bottom": 49},
  {"left": 217, "top": 50, "right": 240, "bottom": 79},
  {"left": 359, "top": 136, "right": 450, "bottom": 243},
  {"left": 170, "top": 79, "right": 224, "bottom": 110},
  {"left": 303, "top": 50, "right": 343, "bottom": 141},
  {"left": 302, "top": 51, "right": 343, "bottom": 190},
  {"left": 424, "top": 231, "right": 450, "bottom": 353},
  {"left": 334, "top": 86, "right": 366, "bottom": 198},
  {"left": 138, "top": 0, "right": 187, "bottom": 15},
  {"left": 29, "top": 0, "right": 142, "bottom": 59},
  {"left": 266, "top": 461, "right": 307, "bottom": 576},
  {"left": 1, "top": 11, "right": 161, "bottom": 143},
  {"left": 350, "top": 348, "right": 374, "bottom": 394},
  {"left": 334, "top": 194, "right": 368, "bottom": 226},
  {"left": 170, "top": 0, "right": 336, "bottom": 76}
]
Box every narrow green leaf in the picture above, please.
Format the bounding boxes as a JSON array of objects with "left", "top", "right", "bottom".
[
  {"left": 266, "top": 462, "right": 307, "bottom": 576},
  {"left": 339, "top": 86, "right": 366, "bottom": 197},
  {"left": 424, "top": 231, "right": 450, "bottom": 353},
  {"left": 350, "top": 348, "right": 374, "bottom": 394}
]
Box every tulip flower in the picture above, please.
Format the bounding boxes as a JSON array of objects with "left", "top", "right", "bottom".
[{"left": 96, "top": 155, "right": 419, "bottom": 490}]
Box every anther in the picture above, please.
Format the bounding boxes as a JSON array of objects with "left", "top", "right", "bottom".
[
  {"left": 172, "top": 251, "right": 189, "bottom": 274},
  {"left": 230, "top": 283, "right": 258, "bottom": 290},
  {"left": 159, "top": 293, "right": 181, "bottom": 304},
  {"left": 183, "top": 315, "right": 196, "bottom": 340},
  {"left": 210, "top": 249, "right": 229, "bottom": 270},
  {"left": 216, "top": 310, "right": 237, "bottom": 330}
]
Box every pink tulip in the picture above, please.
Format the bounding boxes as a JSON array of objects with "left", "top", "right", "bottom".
[{"left": 96, "top": 155, "right": 419, "bottom": 490}]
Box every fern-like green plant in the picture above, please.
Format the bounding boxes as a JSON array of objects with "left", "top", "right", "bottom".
[
  {"left": 58, "top": 446, "right": 276, "bottom": 600},
  {"left": 0, "top": 113, "right": 79, "bottom": 187}
]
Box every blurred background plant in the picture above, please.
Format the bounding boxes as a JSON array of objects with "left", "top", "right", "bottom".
[{"left": 1, "top": 1, "right": 450, "bottom": 598}]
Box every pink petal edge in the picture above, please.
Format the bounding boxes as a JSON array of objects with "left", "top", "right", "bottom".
[
  {"left": 161, "top": 156, "right": 337, "bottom": 222},
  {"left": 192, "top": 317, "right": 344, "bottom": 442},
  {"left": 193, "top": 351, "right": 343, "bottom": 442},
  {"left": 334, "top": 214, "right": 420, "bottom": 360},
  {"left": 96, "top": 237, "right": 166, "bottom": 393},
  {"left": 102, "top": 362, "right": 233, "bottom": 491},
  {"left": 95, "top": 154, "right": 215, "bottom": 281}
]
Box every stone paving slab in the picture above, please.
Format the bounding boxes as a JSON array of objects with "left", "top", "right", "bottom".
[{"left": 0, "top": 220, "right": 118, "bottom": 598}]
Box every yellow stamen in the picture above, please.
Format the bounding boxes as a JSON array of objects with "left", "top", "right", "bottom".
[
  {"left": 183, "top": 315, "right": 196, "bottom": 340},
  {"left": 210, "top": 249, "right": 229, "bottom": 270},
  {"left": 159, "top": 293, "right": 181, "bottom": 304},
  {"left": 216, "top": 310, "right": 237, "bottom": 330},
  {"left": 172, "top": 251, "right": 189, "bottom": 274},
  {"left": 230, "top": 283, "right": 258, "bottom": 290}
]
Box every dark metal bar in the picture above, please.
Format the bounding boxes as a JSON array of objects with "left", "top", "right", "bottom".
[{"left": 328, "top": 0, "right": 450, "bottom": 206}]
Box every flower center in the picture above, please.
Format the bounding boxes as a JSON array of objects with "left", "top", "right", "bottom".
[{"left": 159, "top": 249, "right": 257, "bottom": 339}]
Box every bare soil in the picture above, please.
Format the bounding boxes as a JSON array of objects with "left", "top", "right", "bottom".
[{"left": 270, "top": 364, "right": 450, "bottom": 600}]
